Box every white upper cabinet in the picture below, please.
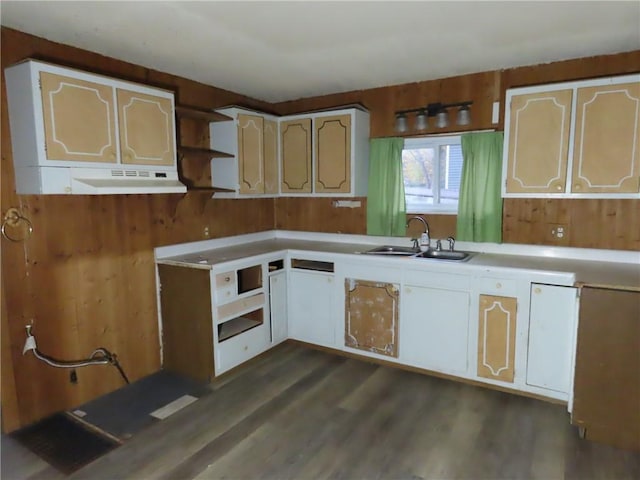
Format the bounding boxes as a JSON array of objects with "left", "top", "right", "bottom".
[
  {"left": 5, "top": 59, "right": 183, "bottom": 194},
  {"left": 280, "top": 108, "right": 370, "bottom": 197},
  {"left": 209, "top": 106, "right": 370, "bottom": 198},
  {"left": 209, "top": 107, "right": 280, "bottom": 197},
  {"left": 503, "top": 74, "right": 640, "bottom": 198}
]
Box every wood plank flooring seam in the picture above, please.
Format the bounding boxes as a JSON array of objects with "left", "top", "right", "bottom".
[{"left": 159, "top": 356, "right": 347, "bottom": 480}]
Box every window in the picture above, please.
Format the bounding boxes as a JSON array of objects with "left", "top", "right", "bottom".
[{"left": 402, "top": 135, "right": 463, "bottom": 214}]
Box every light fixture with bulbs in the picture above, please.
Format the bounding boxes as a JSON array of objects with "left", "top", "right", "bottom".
[{"left": 394, "top": 101, "right": 473, "bottom": 133}]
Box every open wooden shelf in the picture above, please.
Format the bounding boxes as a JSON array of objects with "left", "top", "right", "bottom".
[
  {"left": 175, "top": 105, "right": 232, "bottom": 123},
  {"left": 178, "top": 146, "right": 234, "bottom": 159}
]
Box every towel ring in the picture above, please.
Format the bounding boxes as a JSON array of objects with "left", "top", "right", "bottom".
[{"left": 2, "top": 208, "right": 33, "bottom": 242}]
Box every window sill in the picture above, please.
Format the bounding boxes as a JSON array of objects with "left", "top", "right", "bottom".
[{"left": 406, "top": 209, "right": 458, "bottom": 216}]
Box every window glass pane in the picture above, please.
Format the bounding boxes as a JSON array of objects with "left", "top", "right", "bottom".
[
  {"left": 402, "top": 136, "right": 463, "bottom": 213},
  {"left": 403, "top": 147, "right": 435, "bottom": 212},
  {"left": 441, "top": 144, "right": 463, "bottom": 204}
]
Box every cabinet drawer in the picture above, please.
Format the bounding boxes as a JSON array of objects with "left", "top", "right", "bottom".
[
  {"left": 216, "top": 323, "right": 270, "bottom": 374},
  {"left": 404, "top": 269, "right": 470, "bottom": 291},
  {"left": 216, "top": 285, "right": 236, "bottom": 304},
  {"left": 215, "top": 271, "right": 237, "bottom": 303},
  {"left": 216, "top": 271, "right": 236, "bottom": 289},
  {"left": 476, "top": 277, "right": 521, "bottom": 297},
  {"left": 217, "top": 293, "right": 265, "bottom": 321}
]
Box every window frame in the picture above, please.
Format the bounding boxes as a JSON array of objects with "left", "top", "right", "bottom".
[{"left": 403, "top": 134, "right": 463, "bottom": 215}]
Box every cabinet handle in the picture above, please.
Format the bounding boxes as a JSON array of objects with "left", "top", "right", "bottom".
[
  {"left": 496, "top": 282, "right": 502, "bottom": 289},
  {"left": 556, "top": 184, "right": 562, "bottom": 191},
  {"left": 534, "top": 287, "right": 542, "bottom": 294},
  {"left": 109, "top": 152, "right": 116, "bottom": 161},
  {"left": 225, "top": 276, "right": 231, "bottom": 282},
  {"left": 574, "top": 183, "right": 581, "bottom": 190}
]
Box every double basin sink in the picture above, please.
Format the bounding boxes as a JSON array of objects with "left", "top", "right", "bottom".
[{"left": 362, "top": 245, "right": 474, "bottom": 262}]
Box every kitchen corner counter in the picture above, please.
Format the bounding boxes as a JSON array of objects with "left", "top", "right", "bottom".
[
  {"left": 155, "top": 230, "right": 640, "bottom": 290},
  {"left": 156, "top": 238, "right": 373, "bottom": 268},
  {"left": 468, "top": 253, "right": 640, "bottom": 292}
]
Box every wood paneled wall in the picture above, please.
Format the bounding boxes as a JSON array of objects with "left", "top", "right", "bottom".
[
  {"left": 274, "top": 198, "right": 457, "bottom": 241},
  {"left": 2, "top": 26, "right": 638, "bottom": 432},
  {"left": 275, "top": 197, "right": 366, "bottom": 234},
  {"left": 274, "top": 52, "right": 640, "bottom": 251},
  {"left": 0, "top": 28, "right": 274, "bottom": 430}
]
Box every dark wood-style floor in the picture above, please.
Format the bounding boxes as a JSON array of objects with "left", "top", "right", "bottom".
[{"left": 3, "top": 342, "right": 639, "bottom": 479}]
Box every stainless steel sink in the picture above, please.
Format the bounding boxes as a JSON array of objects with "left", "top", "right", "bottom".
[
  {"left": 413, "top": 250, "right": 474, "bottom": 261},
  {"left": 362, "top": 245, "right": 419, "bottom": 256}
]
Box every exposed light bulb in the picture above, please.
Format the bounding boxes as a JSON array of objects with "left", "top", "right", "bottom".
[
  {"left": 415, "top": 111, "right": 428, "bottom": 130},
  {"left": 456, "top": 106, "right": 471, "bottom": 126},
  {"left": 435, "top": 110, "right": 449, "bottom": 128},
  {"left": 395, "top": 114, "right": 408, "bottom": 133}
]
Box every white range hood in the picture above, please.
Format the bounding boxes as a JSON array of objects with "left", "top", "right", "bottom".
[{"left": 15, "top": 166, "right": 186, "bottom": 195}]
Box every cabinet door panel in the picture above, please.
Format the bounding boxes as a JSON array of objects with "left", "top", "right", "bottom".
[
  {"left": 280, "top": 118, "right": 312, "bottom": 193},
  {"left": 288, "top": 271, "right": 334, "bottom": 346},
  {"left": 269, "top": 272, "right": 287, "bottom": 344},
  {"left": 117, "top": 89, "right": 175, "bottom": 166},
  {"left": 40, "top": 72, "right": 117, "bottom": 163},
  {"left": 315, "top": 114, "right": 351, "bottom": 193},
  {"left": 237, "top": 114, "right": 264, "bottom": 194},
  {"left": 506, "top": 90, "right": 572, "bottom": 193},
  {"left": 345, "top": 279, "right": 398, "bottom": 357},
  {"left": 573, "top": 287, "right": 640, "bottom": 451},
  {"left": 526, "top": 284, "right": 575, "bottom": 393},
  {"left": 477, "top": 295, "right": 517, "bottom": 383},
  {"left": 158, "top": 265, "right": 214, "bottom": 383},
  {"left": 572, "top": 82, "right": 640, "bottom": 193},
  {"left": 263, "top": 119, "right": 279, "bottom": 194},
  {"left": 402, "top": 286, "right": 469, "bottom": 374}
]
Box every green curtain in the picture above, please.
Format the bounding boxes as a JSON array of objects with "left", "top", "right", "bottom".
[
  {"left": 366, "top": 138, "right": 406, "bottom": 236},
  {"left": 456, "top": 132, "right": 504, "bottom": 242}
]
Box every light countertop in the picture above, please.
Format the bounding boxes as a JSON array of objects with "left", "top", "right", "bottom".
[{"left": 156, "top": 231, "right": 640, "bottom": 291}]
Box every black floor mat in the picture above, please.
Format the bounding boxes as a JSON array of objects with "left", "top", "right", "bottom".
[
  {"left": 70, "top": 369, "right": 209, "bottom": 440},
  {"left": 11, "top": 412, "right": 119, "bottom": 474}
]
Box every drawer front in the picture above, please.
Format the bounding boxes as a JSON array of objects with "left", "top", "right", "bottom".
[
  {"left": 217, "top": 293, "right": 265, "bottom": 321},
  {"left": 403, "top": 269, "right": 470, "bottom": 290},
  {"left": 216, "top": 285, "right": 236, "bottom": 304},
  {"left": 216, "top": 271, "right": 236, "bottom": 289},
  {"left": 216, "top": 323, "right": 270, "bottom": 374},
  {"left": 476, "top": 277, "right": 521, "bottom": 297}
]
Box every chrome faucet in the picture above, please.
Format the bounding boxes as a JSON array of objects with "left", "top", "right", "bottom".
[
  {"left": 406, "top": 216, "right": 430, "bottom": 249},
  {"left": 446, "top": 236, "right": 456, "bottom": 251}
]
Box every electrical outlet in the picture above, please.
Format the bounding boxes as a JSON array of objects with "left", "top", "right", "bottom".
[
  {"left": 70, "top": 369, "right": 78, "bottom": 384},
  {"left": 203, "top": 226, "right": 210, "bottom": 238},
  {"left": 548, "top": 223, "right": 569, "bottom": 243}
]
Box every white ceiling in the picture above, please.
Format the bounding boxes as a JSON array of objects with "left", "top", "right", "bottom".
[{"left": 2, "top": 1, "right": 639, "bottom": 103}]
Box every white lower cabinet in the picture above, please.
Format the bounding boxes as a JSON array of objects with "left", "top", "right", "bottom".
[
  {"left": 526, "top": 283, "right": 577, "bottom": 395},
  {"left": 159, "top": 245, "right": 580, "bottom": 403},
  {"left": 401, "top": 285, "right": 470, "bottom": 375},
  {"left": 269, "top": 271, "right": 288, "bottom": 345},
  {"left": 288, "top": 269, "right": 335, "bottom": 347},
  {"left": 216, "top": 322, "right": 270, "bottom": 374}
]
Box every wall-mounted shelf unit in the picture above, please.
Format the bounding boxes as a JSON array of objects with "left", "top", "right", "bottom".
[
  {"left": 175, "top": 105, "right": 235, "bottom": 192},
  {"left": 177, "top": 146, "right": 234, "bottom": 158}
]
